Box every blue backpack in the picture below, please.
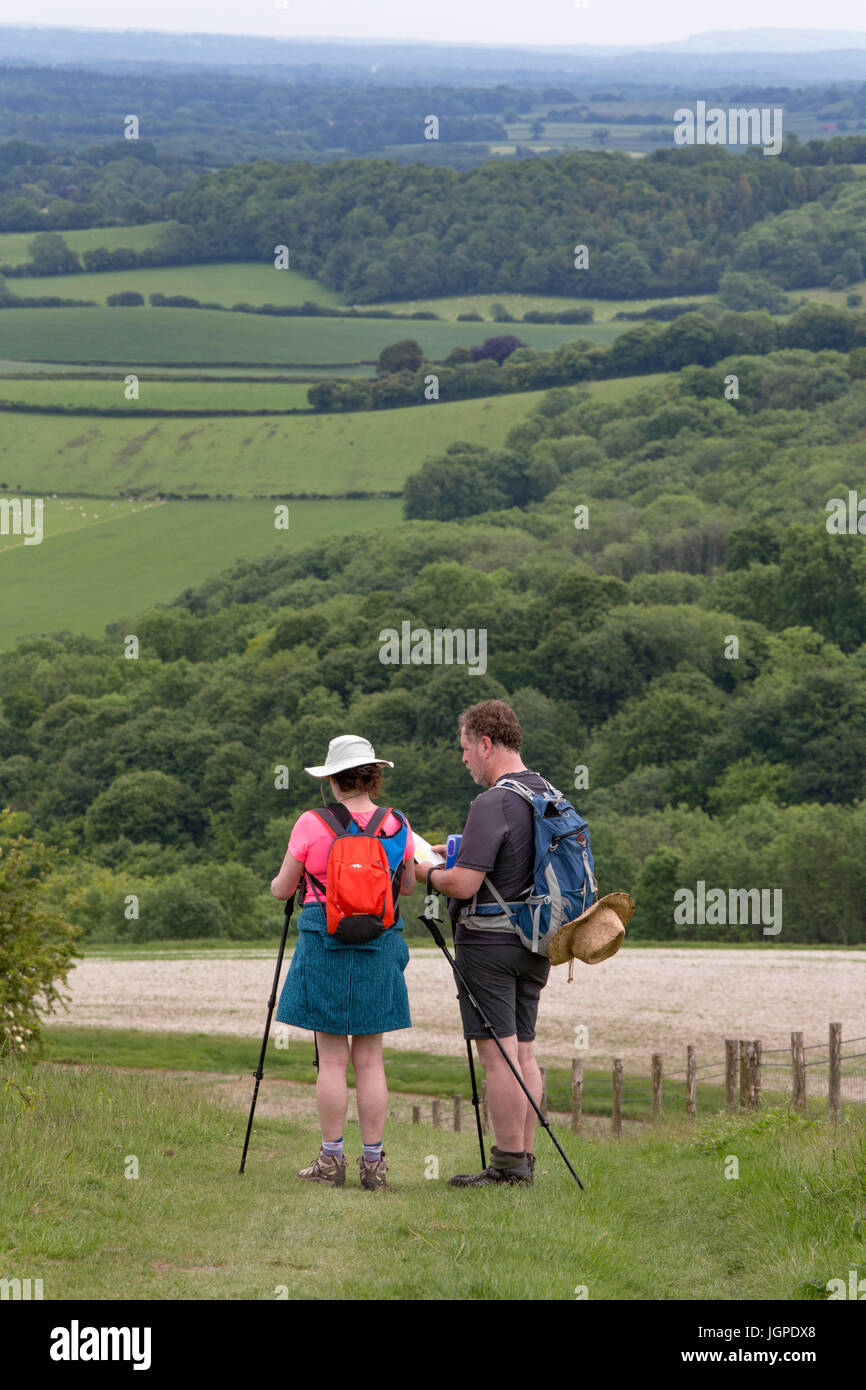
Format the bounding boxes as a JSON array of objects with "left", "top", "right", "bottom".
[{"left": 458, "top": 777, "right": 598, "bottom": 955}]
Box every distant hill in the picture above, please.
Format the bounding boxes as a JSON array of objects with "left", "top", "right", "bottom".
[
  {"left": 1, "top": 25, "right": 866, "bottom": 83},
  {"left": 650, "top": 28, "right": 866, "bottom": 53}
]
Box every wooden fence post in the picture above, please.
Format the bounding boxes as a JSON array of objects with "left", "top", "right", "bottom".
[
  {"left": 571, "top": 1057, "right": 583, "bottom": 1134},
  {"left": 725, "top": 1040, "right": 738, "bottom": 1111},
  {"left": 432, "top": 1098, "right": 441, "bottom": 1128},
  {"left": 739, "top": 1040, "right": 749, "bottom": 1110},
  {"left": 651, "top": 1053, "right": 663, "bottom": 1119},
  {"left": 829, "top": 1021, "right": 842, "bottom": 1123},
  {"left": 480, "top": 1080, "right": 490, "bottom": 1133},
  {"left": 753, "top": 1039, "right": 762, "bottom": 1109},
  {"left": 612, "top": 1059, "right": 623, "bottom": 1137},
  {"left": 411, "top": 1105, "right": 421, "bottom": 1125},
  {"left": 539, "top": 1066, "right": 547, "bottom": 1113},
  {"left": 741, "top": 1041, "right": 758, "bottom": 1109},
  {"left": 686, "top": 1045, "right": 697, "bottom": 1117},
  {"left": 791, "top": 1031, "right": 805, "bottom": 1112},
  {"left": 453, "top": 1095, "right": 462, "bottom": 1132}
]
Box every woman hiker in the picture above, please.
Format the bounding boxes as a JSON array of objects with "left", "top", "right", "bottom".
[{"left": 270, "top": 734, "right": 416, "bottom": 1191}]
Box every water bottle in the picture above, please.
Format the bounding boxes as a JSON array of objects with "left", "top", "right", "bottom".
[{"left": 445, "top": 834, "right": 462, "bottom": 868}]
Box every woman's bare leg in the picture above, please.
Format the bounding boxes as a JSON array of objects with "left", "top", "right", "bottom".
[
  {"left": 350, "top": 1033, "right": 388, "bottom": 1143},
  {"left": 315, "top": 1031, "right": 350, "bottom": 1140}
]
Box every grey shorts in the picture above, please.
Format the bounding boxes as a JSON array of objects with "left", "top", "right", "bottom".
[{"left": 454, "top": 938, "right": 551, "bottom": 1041}]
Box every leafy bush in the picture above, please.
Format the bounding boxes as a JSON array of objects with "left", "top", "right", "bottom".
[{"left": 0, "top": 814, "right": 81, "bottom": 1053}]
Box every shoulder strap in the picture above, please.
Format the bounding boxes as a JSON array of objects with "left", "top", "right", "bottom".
[
  {"left": 494, "top": 777, "right": 536, "bottom": 806},
  {"left": 311, "top": 804, "right": 391, "bottom": 838},
  {"left": 310, "top": 805, "right": 352, "bottom": 838},
  {"left": 366, "top": 806, "right": 389, "bottom": 838}
]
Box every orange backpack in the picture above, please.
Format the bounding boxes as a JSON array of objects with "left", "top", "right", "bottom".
[{"left": 304, "top": 804, "right": 406, "bottom": 943}]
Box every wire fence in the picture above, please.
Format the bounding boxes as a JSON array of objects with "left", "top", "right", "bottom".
[{"left": 409, "top": 1023, "right": 866, "bottom": 1135}]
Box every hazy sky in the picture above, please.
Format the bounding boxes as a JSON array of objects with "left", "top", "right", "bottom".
[{"left": 3, "top": 1, "right": 865, "bottom": 48}]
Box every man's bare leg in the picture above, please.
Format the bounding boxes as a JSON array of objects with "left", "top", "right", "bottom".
[
  {"left": 476, "top": 1034, "right": 526, "bottom": 1153},
  {"left": 517, "top": 1040, "right": 543, "bottom": 1153}
]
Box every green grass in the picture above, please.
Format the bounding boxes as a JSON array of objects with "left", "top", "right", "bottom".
[
  {"left": 0, "top": 372, "right": 671, "bottom": 413},
  {"left": 0, "top": 359, "right": 374, "bottom": 380},
  {"left": 0, "top": 307, "right": 617, "bottom": 368},
  {"left": 41, "top": 1026, "right": 846, "bottom": 1122},
  {"left": 77, "top": 933, "right": 862, "bottom": 957},
  {"left": 797, "top": 279, "right": 866, "bottom": 310},
  {"left": 10, "top": 263, "right": 343, "bottom": 310},
  {"left": 0, "top": 221, "right": 178, "bottom": 266},
  {"left": 2, "top": 1052, "right": 863, "bottom": 1299},
  {"left": 0, "top": 390, "right": 543, "bottom": 498},
  {"left": 0, "top": 498, "right": 403, "bottom": 649},
  {"left": 0, "top": 379, "right": 316, "bottom": 411}
]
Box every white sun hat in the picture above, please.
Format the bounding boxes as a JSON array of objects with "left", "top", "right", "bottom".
[{"left": 304, "top": 734, "right": 395, "bottom": 778}]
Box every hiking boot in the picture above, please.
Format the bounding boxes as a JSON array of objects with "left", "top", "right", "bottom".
[
  {"left": 297, "top": 1147, "right": 347, "bottom": 1187},
  {"left": 448, "top": 1145, "right": 533, "bottom": 1187},
  {"left": 358, "top": 1151, "right": 389, "bottom": 1190}
]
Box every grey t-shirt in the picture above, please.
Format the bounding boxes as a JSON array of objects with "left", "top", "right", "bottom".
[{"left": 451, "top": 769, "right": 549, "bottom": 944}]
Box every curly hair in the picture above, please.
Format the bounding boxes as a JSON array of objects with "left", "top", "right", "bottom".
[{"left": 458, "top": 700, "right": 522, "bottom": 752}]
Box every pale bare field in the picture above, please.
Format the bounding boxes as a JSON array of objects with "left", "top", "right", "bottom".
[{"left": 58, "top": 947, "right": 866, "bottom": 1083}]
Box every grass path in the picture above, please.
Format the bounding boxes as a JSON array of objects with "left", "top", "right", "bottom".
[{"left": 2, "top": 1053, "right": 863, "bottom": 1300}]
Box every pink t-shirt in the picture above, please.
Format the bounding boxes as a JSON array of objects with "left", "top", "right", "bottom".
[{"left": 290, "top": 807, "right": 415, "bottom": 906}]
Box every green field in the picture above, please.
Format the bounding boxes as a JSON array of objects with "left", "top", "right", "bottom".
[
  {"left": 10, "top": 263, "right": 343, "bottom": 309},
  {"left": 0, "top": 307, "right": 614, "bottom": 366},
  {"left": 0, "top": 389, "right": 543, "bottom": 497},
  {"left": 0, "top": 374, "right": 668, "bottom": 643},
  {"left": 0, "top": 498, "right": 403, "bottom": 649},
  {"left": 0, "top": 359, "right": 374, "bottom": 380},
  {"left": 2, "top": 1050, "right": 864, "bottom": 1300},
  {"left": 797, "top": 279, "right": 866, "bottom": 309},
  {"left": 0, "top": 379, "right": 315, "bottom": 411},
  {"left": 0, "top": 221, "right": 179, "bottom": 267},
  {"left": 0, "top": 371, "right": 670, "bottom": 413}
]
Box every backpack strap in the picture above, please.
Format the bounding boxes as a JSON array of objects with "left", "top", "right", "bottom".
[
  {"left": 461, "top": 779, "right": 537, "bottom": 924},
  {"left": 365, "top": 806, "right": 390, "bottom": 838},
  {"left": 311, "top": 803, "right": 391, "bottom": 838},
  {"left": 310, "top": 804, "right": 352, "bottom": 838},
  {"left": 304, "top": 806, "right": 351, "bottom": 909}
]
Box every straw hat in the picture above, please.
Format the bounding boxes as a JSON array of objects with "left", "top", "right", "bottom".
[
  {"left": 548, "top": 892, "right": 635, "bottom": 967},
  {"left": 304, "top": 734, "right": 394, "bottom": 778}
]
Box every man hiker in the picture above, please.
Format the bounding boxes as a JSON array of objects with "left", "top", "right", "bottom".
[{"left": 416, "top": 699, "right": 552, "bottom": 1186}]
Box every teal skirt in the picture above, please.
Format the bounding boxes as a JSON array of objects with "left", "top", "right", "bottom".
[{"left": 276, "top": 903, "right": 411, "bottom": 1036}]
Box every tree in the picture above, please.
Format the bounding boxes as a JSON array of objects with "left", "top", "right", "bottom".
[
  {"left": 724, "top": 523, "right": 781, "bottom": 571},
  {"left": 469, "top": 335, "right": 526, "bottom": 365},
  {"left": 27, "top": 231, "right": 80, "bottom": 275},
  {"left": 85, "top": 771, "right": 201, "bottom": 845},
  {"left": 0, "top": 814, "right": 81, "bottom": 1052},
  {"left": 633, "top": 848, "right": 681, "bottom": 940},
  {"left": 376, "top": 339, "right": 424, "bottom": 376}
]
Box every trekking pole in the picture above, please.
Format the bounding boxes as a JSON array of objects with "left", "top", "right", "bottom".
[
  {"left": 239, "top": 893, "right": 296, "bottom": 1174},
  {"left": 419, "top": 910, "right": 584, "bottom": 1189},
  {"left": 465, "top": 1038, "right": 486, "bottom": 1170}
]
